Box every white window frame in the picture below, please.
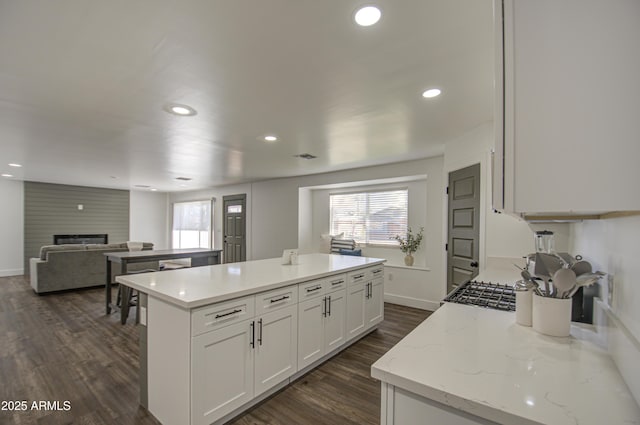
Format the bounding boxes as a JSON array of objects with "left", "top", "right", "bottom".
[
  {"left": 171, "top": 199, "right": 214, "bottom": 249},
  {"left": 329, "top": 188, "right": 408, "bottom": 247}
]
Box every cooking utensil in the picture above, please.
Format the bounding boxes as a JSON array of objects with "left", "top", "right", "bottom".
[
  {"left": 566, "top": 272, "right": 606, "bottom": 298},
  {"left": 571, "top": 260, "right": 592, "bottom": 276},
  {"left": 553, "top": 268, "right": 576, "bottom": 298}
]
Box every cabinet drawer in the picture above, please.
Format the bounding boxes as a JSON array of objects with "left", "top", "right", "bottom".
[
  {"left": 347, "top": 269, "right": 368, "bottom": 286},
  {"left": 324, "top": 273, "right": 347, "bottom": 292},
  {"left": 256, "top": 284, "right": 298, "bottom": 315},
  {"left": 370, "top": 266, "right": 384, "bottom": 280},
  {"left": 192, "top": 295, "right": 255, "bottom": 337},
  {"left": 298, "top": 278, "right": 325, "bottom": 300}
]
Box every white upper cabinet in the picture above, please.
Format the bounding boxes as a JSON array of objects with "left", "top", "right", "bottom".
[{"left": 494, "top": 0, "right": 640, "bottom": 216}]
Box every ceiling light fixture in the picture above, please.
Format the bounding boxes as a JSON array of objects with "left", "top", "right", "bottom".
[
  {"left": 354, "top": 6, "right": 381, "bottom": 27},
  {"left": 1, "top": 173, "right": 13, "bottom": 178},
  {"left": 164, "top": 103, "right": 197, "bottom": 116},
  {"left": 422, "top": 88, "right": 442, "bottom": 98},
  {"left": 150, "top": 188, "right": 158, "bottom": 192},
  {"left": 264, "top": 135, "right": 278, "bottom": 142},
  {"left": 8, "top": 163, "right": 22, "bottom": 167}
]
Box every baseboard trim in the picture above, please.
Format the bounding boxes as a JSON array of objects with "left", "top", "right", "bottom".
[
  {"left": 0, "top": 268, "right": 24, "bottom": 277},
  {"left": 384, "top": 293, "right": 438, "bottom": 311}
]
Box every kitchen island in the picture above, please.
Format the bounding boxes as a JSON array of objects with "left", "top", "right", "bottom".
[
  {"left": 117, "top": 253, "right": 385, "bottom": 425},
  {"left": 371, "top": 301, "right": 640, "bottom": 425}
]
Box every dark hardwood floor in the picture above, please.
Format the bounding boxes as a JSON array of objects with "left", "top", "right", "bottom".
[{"left": 0, "top": 275, "right": 431, "bottom": 425}]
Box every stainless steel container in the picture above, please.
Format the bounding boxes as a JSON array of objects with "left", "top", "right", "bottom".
[{"left": 514, "top": 280, "right": 535, "bottom": 326}]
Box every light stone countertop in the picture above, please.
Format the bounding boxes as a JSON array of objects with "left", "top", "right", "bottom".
[
  {"left": 116, "top": 253, "right": 385, "bottom": 309},
  {"left": 371, "top": 302, "right": 640, "bottom": 425}
]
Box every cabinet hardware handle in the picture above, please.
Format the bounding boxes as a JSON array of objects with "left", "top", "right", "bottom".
[
  {"left": 214, "top": 308, "right": 242, "bottom": 319},
  {"left": 331, "top": 279, "right": 344, "bottom": 285},
  {"left": 373, "top": 269, "right": 382, "bottom": 274},
  {"left": 270, "top": 295, "right": 290, "bottom": 303},
  {"left": 250, "top": 321, "right": 255, "bottom": 348},
  {"left": 306, "top": 286, "right": 322, "bottom": 293},
  {"left": 328, "top": 295, "right": 331, "bottom": 316},
  {"left": 353, "top": 274, "right": 364, "bottom": 279},
  {"left": 322, "top": 296, "right": 327, "bottom": 317},
  {"left": 258, "top": 319, "right": 263, "bottom": 346}
]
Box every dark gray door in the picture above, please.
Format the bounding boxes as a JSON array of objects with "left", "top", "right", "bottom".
[
  {"left": 223, "top": 194, "right": 246, "bottom": 263},
  {"left": 447, "top": 163, "right": 480, "bottom": 294}
]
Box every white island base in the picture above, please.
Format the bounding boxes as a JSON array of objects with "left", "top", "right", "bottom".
[{"left": 117, "top": 254, "right": 385, "bottom": 425}]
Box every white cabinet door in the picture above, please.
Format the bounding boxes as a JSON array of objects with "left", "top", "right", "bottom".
[
  {"left": 254, "top": 305, "right": 298, "bottom": 396},
  {"left": 192, "top": 320, "right": 254, "bottom": 425},
  {"left": 346, "top": 282, "right": 365, "bottom": 340},
  {"left": 324, "top": 288, "right": 346, "bottom": 353},
  {"left": 297, "top": 296, "right": 325, "bottom": 370},
  {"left": 495, "top": 0, "right": 640, "bottom": 214},
  {"left": 365, "top": 278, "right": 384, "bottom": 329}
]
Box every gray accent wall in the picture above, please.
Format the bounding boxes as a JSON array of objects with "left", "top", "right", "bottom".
[{"left": 24, "top": 182, "right": 130, "bottom": 272}]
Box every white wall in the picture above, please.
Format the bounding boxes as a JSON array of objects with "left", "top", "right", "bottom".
[
  {"left": 569, "top": 215, "right": 640, "bottom": 343},
  {"left": 0, "top": 179, "right": 24, "bottom": 276},
  {"left": 130, "top": 191, "right": 170, "bottom": 250}
]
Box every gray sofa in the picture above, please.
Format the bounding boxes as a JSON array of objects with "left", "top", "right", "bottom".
[{"left": 29, "top": 242, "right": 155, "bottom": 294}]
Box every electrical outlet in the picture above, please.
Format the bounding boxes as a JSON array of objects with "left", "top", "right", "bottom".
[{"left": 388, "top": 272, "right": 393, "bottom": 281}]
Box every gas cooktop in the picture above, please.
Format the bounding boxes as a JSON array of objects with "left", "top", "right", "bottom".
[{"left": 443, "top": 280, "right": 516, "bottom": 312}]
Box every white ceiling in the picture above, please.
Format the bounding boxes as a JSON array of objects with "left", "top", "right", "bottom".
[{"left": 0, "top": 0, "right": 494, "bottom": 192}]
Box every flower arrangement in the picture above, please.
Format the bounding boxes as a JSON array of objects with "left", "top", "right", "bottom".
[{"left": 393, "top": 227, "right": 424, "bottom": 255}]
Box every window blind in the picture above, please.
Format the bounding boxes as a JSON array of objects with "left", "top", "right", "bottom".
[
  {"left": 330, "top": 189, "right": 408, "bottom": 246},
  {"left": 172, "top": 200, "right": 212, "bottom": 249}
]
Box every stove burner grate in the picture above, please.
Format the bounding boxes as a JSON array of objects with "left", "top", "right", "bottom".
[{"left": 443, "top": 280, "right": 516, "bottom": 312}]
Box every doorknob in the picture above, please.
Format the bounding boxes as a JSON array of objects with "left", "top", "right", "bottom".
[{"left": 470, "top": 261, "right": 479, "bottom": 268}]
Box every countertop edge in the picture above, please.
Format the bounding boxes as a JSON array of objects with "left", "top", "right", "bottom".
[
  {"left": 116, "top": 257, "right": 386, "bottom": 310},
  {"left": 371, "top": 365, "right": 542, "bottom": 425}
]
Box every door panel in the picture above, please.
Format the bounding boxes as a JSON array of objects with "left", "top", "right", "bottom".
[
  {"left": 254, "top": 306, "right": 297, "bottom": 396},
  {"left": 191, "top": 321, "right": 254, "bottom": 425},
  {"left": 297, "top": 297, "right": 324, "bottom": 370},
  {"left": 324, "top": 289, "right": 347, "bottom": 352},
  {"left": 365, "top": 278, "right": 384, "bottom": 328},
  {"left": 447, "top": 164, "right": 480, "bottom": 294},
  {"left": 346, "top": 283, "right": 365, "bottom": 340},
  {"left": 223, "top": 194, "right": 247, "bottom": 263}
]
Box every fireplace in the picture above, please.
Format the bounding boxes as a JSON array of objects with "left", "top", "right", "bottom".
[{"left": 54, "top": 234, "right": 109, "bottom": 245}]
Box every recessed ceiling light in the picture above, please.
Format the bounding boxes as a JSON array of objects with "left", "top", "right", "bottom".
[
  {"left": 164, "top": 103, "right": 197, "bottom": 116},
  {"left": 354, "top": 6, "right": 381, "bottom": 27},
  {"left": 1, "top": 173, "right": 13, "bottom": 178},
  {"left": 264, "top": 135, "right": 278, "bottom": 142},
  {"left": 8, "top": 163, "right": 22, "bottom": 167},
  {"left": 422, "top": 88, "right": 442, "bottom": 98},
  {"left": 150, "top": 188, "right": 158, "bottom": 192}
]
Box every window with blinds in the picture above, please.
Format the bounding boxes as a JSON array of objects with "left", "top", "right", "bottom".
[
  {"left": 330, "top": 189, "right": 408, "bottom": 246},
  {"left": 172, "top": 200, "right": 212, "bottom": 249}
]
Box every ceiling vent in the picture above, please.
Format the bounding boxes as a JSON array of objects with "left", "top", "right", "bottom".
[
  {"left": 294, "top": 153, "right": 317, "bottom": 160},
  {"left": 175, "top": 177, "right": 192, "bottom": 181},
  {"left": 134, "top": 184, "right": 150, "bottom": 188}
]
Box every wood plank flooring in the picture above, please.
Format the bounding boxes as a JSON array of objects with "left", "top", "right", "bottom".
[{"left": 0, "top": 275, "right": 431, "bottom": 425}]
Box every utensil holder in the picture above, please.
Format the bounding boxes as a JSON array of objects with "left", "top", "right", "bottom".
[{"left": 532, "top": 293, "right": 571, "bottom": 337}]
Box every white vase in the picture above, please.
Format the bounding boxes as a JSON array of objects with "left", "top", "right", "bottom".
[{"left": 404, "top": 254, "right": 414, "bottom": 266}]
